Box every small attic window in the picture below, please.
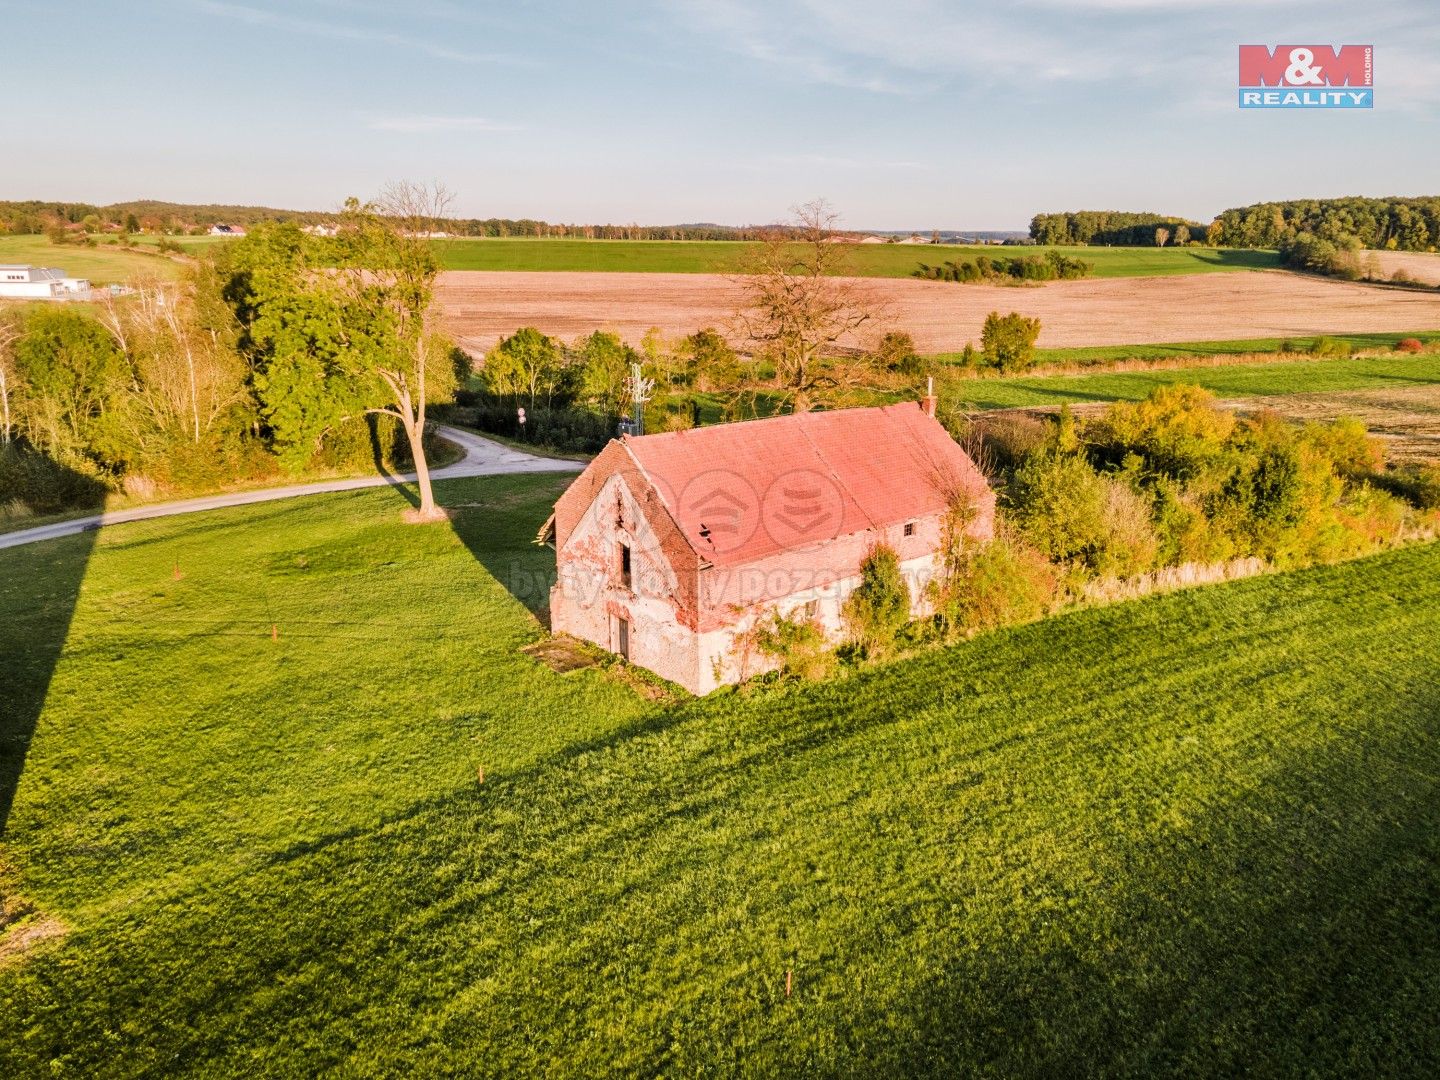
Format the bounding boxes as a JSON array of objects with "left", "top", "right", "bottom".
[
  {"left": 903, "top": 522, "right": 916, "bottom": 537},
  {"left": 618, "top": 542, "right": 632, "bottom": 589}
]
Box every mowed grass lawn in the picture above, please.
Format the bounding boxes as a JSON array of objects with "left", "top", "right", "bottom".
[
  {"left": 947, "top": 352, "right": 1440, "bottom": 410},
  {"left": 434, "top": 238, "right": 1281, "bottom": 279},
  {"left": 0, "top": 236, "right": 181, "bottom": 283},
  {"left": 3, "top": 474, "right": 1440, "bottom": 1075}
]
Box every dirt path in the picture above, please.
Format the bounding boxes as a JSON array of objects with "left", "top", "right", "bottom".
[{"left": 436, "top": 269, "right": 1440, "bottom": 355}]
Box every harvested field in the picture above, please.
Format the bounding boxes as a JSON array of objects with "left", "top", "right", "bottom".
[
  {"left": 1365, "top": 250, "right": 1440, "bottom": 287},
  {"left": 435, "top": 269, "right": 1440, "bottom": 355}
]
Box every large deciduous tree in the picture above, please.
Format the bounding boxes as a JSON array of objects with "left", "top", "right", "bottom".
[
  {"left": 331, "top": 182, "right": 459, "bottom": 521},
  {"left": 732, "top": 199, "right": 880, "bottom": 412},
  {"left": 224, "top": 182, "right": 459, "bottom": 520}
]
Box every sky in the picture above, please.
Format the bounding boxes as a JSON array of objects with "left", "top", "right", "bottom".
[{"left": 3, "top": 0, "right": 1437, "bottom": 229}]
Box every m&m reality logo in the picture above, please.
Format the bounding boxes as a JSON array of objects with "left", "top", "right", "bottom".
[{"left": 1239, "top": 45, "right": 1373, "bottom": 109}]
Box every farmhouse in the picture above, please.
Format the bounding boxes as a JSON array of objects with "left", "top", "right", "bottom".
[
  {"left": 208, "top": 223, "right": 247, "bottom": 236},
  {"left": 0, "top": 265, "right": 91, "bottom": 300},
  {"left": 542, "top": 401, "right": 995, "bottom": 694}
]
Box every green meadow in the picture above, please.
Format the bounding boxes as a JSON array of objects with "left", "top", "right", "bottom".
[
  {"left": 944, "top": 352, "right": 1440, "bottom": 410},
  {"left": 431, "top": 238, "right": 1281, "bottom": 278},
  {"left": 996, "top": 330, "right": 1440, "bottom": 368},
  {"left": 0, "top": 236, "right": 182, "bottom": 284},
  {"left": 3, "top": 473, "right": 1439, "bottom": 1075}
]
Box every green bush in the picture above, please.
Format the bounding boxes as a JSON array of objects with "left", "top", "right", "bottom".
[
  {"left": 750, "top": 612, "right": 836, "bottom": 682},
  {"left": 932, "top": 532, "right": 1055, "bottom": 637},
  {"left": 1308, "top": 336, "right": 1353, "bottom": 359},
  {"left": 1008, "top": 453, "right": 1158, "bottom": 578},
  {"left": 843, "top": 545, "right": 911, "bottom": 657},
  {"left": 981, "top": 312, "right": 1041, "bottom": 373},
  {"left": 0, "top": 441, "right": 108, "bottom": 514},
  {"left": 1097, "top": 384, "right": 1235, "bottom": 479},
  {"left": 876, "top": 331, "right": 924, "bottom": 376}
]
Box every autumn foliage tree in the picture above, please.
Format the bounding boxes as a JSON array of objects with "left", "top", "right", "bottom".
[{"left": 732, "top": 199, "right": 880, "bottom": 412}]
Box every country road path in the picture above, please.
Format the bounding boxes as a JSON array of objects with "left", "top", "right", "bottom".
[{"left": 0, "top": 426, "right": 582, "bottom": 551}]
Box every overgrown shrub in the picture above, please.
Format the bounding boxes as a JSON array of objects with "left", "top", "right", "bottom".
[
  {"left": 1308, "top": 336, "right": 1353, "bottom": 359},
  {"left": 1396, "top": 337, "right": 1424, "bottom": 354},
  {"left": 942, "top": 411, "right": 1048, "bottom": 476},
  {"left": 0, "top": 441, "right": 109, "bottom": 514},
  {"left": 931, "top": 532, "right": 1055, "bottom": 636},
  {"left": 842, "top": 545, "right": 911, "bottom": 657},
  {"left": 1301, "top": 416, "right": 1383, "bottom": 479},
  {"left": 1008, "top": 453, "right": 1158, "bottom": 577},
  {"left": 751, "top": 612, "right": 835, "bottom": 681},
  {"left": 1097, "top": 384, "right": 1234, "bottom": 479},
  {"left": 876, "top": 331, "right": 924, "bottom": 376},
  {"left": 442, "top": 402, "right": 613, "bottom": 453},
  {"left": 981, "top": 311, "right": 1041, "bottom": 373}
]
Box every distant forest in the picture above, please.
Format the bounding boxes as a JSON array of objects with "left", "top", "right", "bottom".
[
  {"left": 0, "top": 200, "right": 767, "bottom": 240},
  {"left": 1032, "top": 197, "right": 1440, "bottom": 252},
  {"left": 1208, "top": 196, "right": 1440, "bottom": 252},
  {"left": 1028, "top": 211, "right": 1206, "bottom": 247}
]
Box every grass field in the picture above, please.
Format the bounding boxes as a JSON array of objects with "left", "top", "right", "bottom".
[
  {"left": 432, "top": 238, "right": 1280, "bottom": 279},
  {"left": 945, "top": 353, "right": 1440, "bottom": 410},
  {"left": 0, "top": 236, "right": 182, "bottom": 283},
  {"left": 3, "top": 474, "right": 1440, "bottom": 1075},
  {"left": 968, "top": 330, "right": 1440, "bottom": 369}
]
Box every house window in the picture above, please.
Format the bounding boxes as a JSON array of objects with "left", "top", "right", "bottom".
[
  {"left": 903, "top": 522, "right": 916, "bottom": 537},
  {"left": 618, "top": 542, "right": 632, "bottom": 589}
]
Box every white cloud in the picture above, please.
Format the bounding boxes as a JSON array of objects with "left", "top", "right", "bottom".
[
  {"left": 367, "top": 115, "right": 522, "bottom": 133},
  {"left": 184, "top": 0, "right": 526, "bottom": 65}
]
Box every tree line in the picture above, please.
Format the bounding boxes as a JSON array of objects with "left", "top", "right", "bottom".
[
  {"left": 1209, "top": 196, "right": 1440, "bottom": 252},
  {"left": 0, "top": 200, "right": 768, "bottom": 242},
  {"left": 1028, "top": 211, "right": 1203, "bottom": 247}
]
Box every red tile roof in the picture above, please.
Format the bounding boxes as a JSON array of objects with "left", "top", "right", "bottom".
[{"left": 621, "top": 403, "right": 991, "bottom": 568}]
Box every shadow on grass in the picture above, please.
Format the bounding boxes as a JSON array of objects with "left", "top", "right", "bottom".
[
  {"left": 0, "top": 490, "right": 99, "bottom": 838},
  {"left": 437, "top": 473, "right": 574, "bottom": 626},
  {"left": 367, "top": 414, "right": 419, "bottom": 509}
]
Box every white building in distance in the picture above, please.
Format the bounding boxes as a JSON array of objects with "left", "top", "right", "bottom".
[{"left": 0, "top": 266, "right": 92, "bottom": 300}]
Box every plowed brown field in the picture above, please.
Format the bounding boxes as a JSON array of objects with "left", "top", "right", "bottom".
[
  {"left": 1365, "top": 250, "right": 1440, "bottom": 286},
  {"left": 435, "top": 269, "right": 1440, "bottom": 354}
]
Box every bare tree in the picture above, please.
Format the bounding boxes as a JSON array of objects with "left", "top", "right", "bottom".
[
  {"left": 98, "top": 277, "right": 247, "bottom": 450},
  {"left": 731, "top": 199, "right": 882, "bottom": 412},
  {"left": 338, "top": 181, "right": 457, "bottom": 522},
  {"left": 0, "top": 316, "right": 20, "bottom": 445}
]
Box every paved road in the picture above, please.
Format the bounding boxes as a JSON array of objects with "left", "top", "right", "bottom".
[{"left": 0, "top": 426, "right": 583, "bottom": 551}]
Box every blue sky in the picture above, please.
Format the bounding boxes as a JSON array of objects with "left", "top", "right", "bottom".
[{"left": 3, "top": 0, "right": 1436, "bottom": 228}]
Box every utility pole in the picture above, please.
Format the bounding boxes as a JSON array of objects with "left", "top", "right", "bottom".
[{"left": 627, "top": 361, "right": 654, "bottom": 437}]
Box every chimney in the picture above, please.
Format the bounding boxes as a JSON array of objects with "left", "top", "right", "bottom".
[{"left": 921, "top": 375, "right": 937, "bottom": 419}]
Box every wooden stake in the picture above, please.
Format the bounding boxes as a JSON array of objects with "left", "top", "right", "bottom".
[
  {"left": 172, "top": 562, "right": 183, "bottom": 581},
  {"left": 785, "top": 969, "right": 792, "bottom": 997},
  {"left": 271, "top": 623, "right": 278, "bottom": 641},
  {"left": 477, "top": 764, "right": 485, "bottom": 784}
]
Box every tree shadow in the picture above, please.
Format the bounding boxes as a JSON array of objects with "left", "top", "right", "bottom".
[
  {"left": 367, "top": 414, "right": 419, "bottom": 509},
  {"left": 0, "top": 463, "right": 101, "bottom": 838},
  {"left": 435, "top": 473, "right": 575, "bottom": 628}
]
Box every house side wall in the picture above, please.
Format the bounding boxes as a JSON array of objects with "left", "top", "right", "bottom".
[{"left": 550, "top": 472, "right": 703, "bottom": 692}]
